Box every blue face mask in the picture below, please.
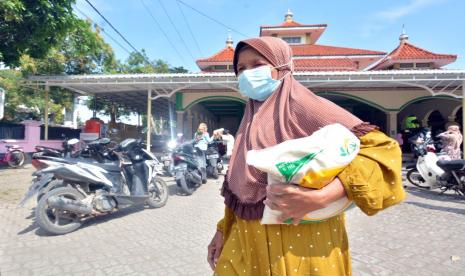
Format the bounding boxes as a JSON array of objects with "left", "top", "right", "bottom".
[{"left": 238, "top": 66, "right": 282, "bottom": 101}]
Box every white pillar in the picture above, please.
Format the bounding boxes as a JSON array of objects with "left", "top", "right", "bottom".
[
  {"left": 176, "top": 111, "right": 184, "bottom": 135},
  {"left": 386, "top": 111, "right": 398, "bottom": 138},
  {"left": 147, "top": 89, "right": 152, "bottom": 151},
  {"left": 44, "top": 83, "right": 49, "bottom": 140},
  {"left": 462, "top": 80, "right": 465, "bottom": 155}
]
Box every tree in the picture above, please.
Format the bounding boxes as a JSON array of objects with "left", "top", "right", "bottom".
[
  {"left": 169, "top": 66, "right": 188, "bottom": 73},
  {"left": 1, "top": 18, "right": 117, "bottom": 124},
  {"left": 20, "top": 19, "right": 117, "bottom": 76},
  {"left": 0, "top": 0, "right": 77, "bottom": 67}
]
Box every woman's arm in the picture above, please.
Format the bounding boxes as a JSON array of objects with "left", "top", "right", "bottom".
[
  {"left": 265, "top": 177, "right": 346, "bottom": 225},
  {"left": 337, "top": 130, "right": 405, "bottom": 215},
  {"left": 265, "top": 129, "right": 406, "bottom": 223}
]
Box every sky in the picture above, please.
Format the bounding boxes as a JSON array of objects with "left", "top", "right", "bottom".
[{"left": 74, "top": 0, "right": 465, "bottom": 72}]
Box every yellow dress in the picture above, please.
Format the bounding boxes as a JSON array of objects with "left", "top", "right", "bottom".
[{"left": 214, "top": 130, "right": 406, "bottom": 276}]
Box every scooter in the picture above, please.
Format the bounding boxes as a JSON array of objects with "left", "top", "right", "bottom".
[
  {"left": 205, "top": 141, "right": 224, "bottom": 179},
  {"left": 0, "top": 140, "right": 26, "bottom": 168},
  {"left": 18, "top": 138, "right": 169, "bottom": 235},
  {"left": 34, "top": 135, "right": 80, "bottom": 159},
  {"left": 172, "top": 141, "right": 203, "bottom": 195},
  {"left": 406, "top": 130, "right": 465, "bottom": 196}
]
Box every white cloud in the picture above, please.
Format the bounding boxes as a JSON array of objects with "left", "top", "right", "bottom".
[
  {"left": 378, "top": 0, "right": 444, "bottom": 21},
  {"left": 360, "top": 0, "right": 445, "bottom": 37}
]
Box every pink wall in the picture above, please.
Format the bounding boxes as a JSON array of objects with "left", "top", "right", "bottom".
[{"left": 0, "top": 120, "right": 63, "bottom": 153}]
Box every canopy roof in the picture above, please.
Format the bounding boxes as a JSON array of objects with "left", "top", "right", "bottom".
[{"left": 27, "top": 70, "right": 465, "bottom": 113}]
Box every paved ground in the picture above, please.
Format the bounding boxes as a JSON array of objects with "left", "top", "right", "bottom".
[{"left": 0, "top": 165, "right": 465, "bottom": 275}]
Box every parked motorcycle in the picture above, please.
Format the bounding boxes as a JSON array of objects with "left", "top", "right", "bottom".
[
  {"left": 205, "top": 141, "right": 224, "bottom": 179},
  {"left": 0, "top": 140, "right": 26, "bottom": 168},
  {"left": 172, "top": 141, "right": 204, "bottom": 195},
  {"left": 19, "top": 138, "right": 168, "bottom": 235},
  {"left": 407, "top": 150, "right": 465, "bottom": 196},
  {"left": 406, "top": 129, "right": 465, "bottom": 196},
  {"left": 159, "top": 139, "right": 177, "bottom": 177},
  {"left": 34, "top": 135, "right": 80, "bottom": 159}
]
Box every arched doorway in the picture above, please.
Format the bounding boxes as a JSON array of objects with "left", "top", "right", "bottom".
[
  {"left": 427, "top": 110, "right": 446, "bottom": 136},
  {"left": 183, "top": 96, "right": 246, "bottom": 137},
  {"left": 317, "top": 92, "right": 387, "bottom": 132}
]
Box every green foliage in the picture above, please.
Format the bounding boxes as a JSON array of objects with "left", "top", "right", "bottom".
[
  {"left": 0, "top": 70, "right": 66, "bottom": 123},
  {"left": 0, "top": 1, "right": 188, "bottom": 123},
  {"left": 0, "top": 0, "right": 77, "bottom": 67},
  {"left": 20, "top": 19, "right": 117, "bottom": 76},
  {"left": 1, "top": 17, "right": 116, "bottom": 124},
  {"left": 118, "top": 49, "right": 170, "bottom": 74}
]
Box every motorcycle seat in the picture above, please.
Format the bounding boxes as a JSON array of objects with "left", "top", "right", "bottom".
[
  {"left": 436, "top": 160, "right": 465, "bottom": 171},
  {"left": 35, "top": 146, "right": 61, "bottom": 152}
]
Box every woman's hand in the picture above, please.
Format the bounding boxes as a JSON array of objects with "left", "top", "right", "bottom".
[
  {"left": 207, "top": 230, "right": 223, "bottom": 270},
  {"left": 264, "top": 177, "right": 347, "bottom": 225}
]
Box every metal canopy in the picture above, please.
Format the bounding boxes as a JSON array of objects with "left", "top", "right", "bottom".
[{"left": 26, "top": 69, "right": 465, "bottom": 113}]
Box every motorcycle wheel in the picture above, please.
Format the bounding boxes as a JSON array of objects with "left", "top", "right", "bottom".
[
  {"left": 35, "top": 187, "right": 84, "bottom": 235},
  {"left": 37, "top": 179, "right": 65, "bottom": 203},
  {"left": 177, "top": 176, "right": 194, "bottom": 195},
  {"left": 406, "top": 168, "right": 430, "bottom": 188},
  {"left": 7, "top": 150, "right": 26, "bottom": 168},
  {"left": 146, "top": 177, "right": 169, "bottom": 208}
]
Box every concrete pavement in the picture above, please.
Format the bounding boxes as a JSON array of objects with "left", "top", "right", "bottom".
[{"left": 1, "top": 169, "right": 465, "bottom": 275}]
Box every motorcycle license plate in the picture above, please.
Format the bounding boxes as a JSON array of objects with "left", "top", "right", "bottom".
[
  {"left": 207, "top": 154, "right": 219, "bottom": 159},
  {"left": 164, "top": 160, "right": 170, "bottom": 166}
]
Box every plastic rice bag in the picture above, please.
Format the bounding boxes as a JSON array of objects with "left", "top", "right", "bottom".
[{"left": 246, "top": 123, "right": 360, "bottom": 224}]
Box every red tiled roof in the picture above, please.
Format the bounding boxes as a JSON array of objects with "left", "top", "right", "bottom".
[
  {"left": 260, "top": 22, "right": 327, "bottom": 28},
  {"left": 387, "top": 42, "right": 456, "bottom": 60},
  {"left": 291, "top": 44, "right": 386, "bottom": 56},
  {"left": 293, "top": 58, "right": 357, "bottom": 71},
  {"left": 372, "top": 41, "right": 457, "bottom": 69},
  {"left": 196, "top": 47, "right": 235, "bottom": 63}
]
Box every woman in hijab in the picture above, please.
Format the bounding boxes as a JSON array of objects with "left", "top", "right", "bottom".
[{"left": 207, "top": 37, "right": 405, "bottom": 275}]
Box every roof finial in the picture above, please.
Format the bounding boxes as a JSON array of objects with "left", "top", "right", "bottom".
[
  {"left": 225, "top": 30, "right": 233, "bottom": 48},
  {"left": 285, "top": 9, "right": 294, "bottom": 23},
  {"left": 399, "top": 24, "right": 409, "bottom": 43}
]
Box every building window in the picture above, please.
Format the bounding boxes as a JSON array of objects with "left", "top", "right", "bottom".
[
  {"left": 282, "top": 37, "right": 301, "bottom": 44},
  {"left": 213, "top": 65, "right": 228, "bottom": 70},
  {"left": 415, "top": 63, "right": 431, "bottom": 69},
  {"left": 399, "top": 63, "right": 414, "bottom": 69}
]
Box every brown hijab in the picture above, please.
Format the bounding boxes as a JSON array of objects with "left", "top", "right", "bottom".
[{"left": 223, "top": 37, "right": 375, "bottom": 220}]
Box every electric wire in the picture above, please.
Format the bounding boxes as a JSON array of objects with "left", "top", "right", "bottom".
[
  {"left": 155, "top": 0, "right": 197, "bottom": 64},
  {"left": 74, "top": 6, "right": 132, "bottom": 55},
  {"left": 139, "top": 0, "right": 187, "bottom": 65},
  {"left": 175, "top": 0, "right": 203, "bottom": 56},
  {"left": 84, "top": 0, "right": 153, "bottom": 66},
  {"left": 175, "top": 0, "right": 250, "bottom": 38}
]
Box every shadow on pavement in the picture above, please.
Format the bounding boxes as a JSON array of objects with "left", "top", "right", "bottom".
[
  {"left": 18, "top": 196, "right": 163, "bottom": 236},
  {"left": 404, "top": 201, "right": 465, "bottom": 216},
  {"left": 17, "top": 208, "right": 39, "bottom": 235},
  {"left": 405, "top": 186, "right": 465, "bottom": 204}
]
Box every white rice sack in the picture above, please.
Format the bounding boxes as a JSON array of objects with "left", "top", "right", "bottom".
[{"left": 246, "top": 123, "right": 360, "bottom": 224}]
